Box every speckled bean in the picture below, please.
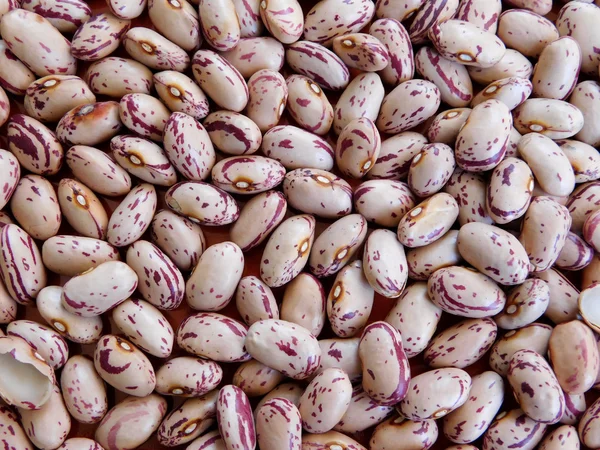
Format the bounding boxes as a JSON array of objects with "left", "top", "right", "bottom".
[
  {"left": 497, "top": 9, "right": 558, "bottom": 58},
  {"left": 406, "top": 230, "right": 462, "bottom": 281},
  {"left": 107, "top": 183, "right": 156, "bottom": 247},
  {"left": 280, "top": 273, "right": 326, "bottom": 336},
  {"left": 467, "top": 49, "right": 533, "bottom": 85},
  {"left": 495, "top": 279, "right": 550, "bottom": 330},
  {"left": 472, "top": 77, "right": 532, "bottom": 111},
  {"left": 254, "top": 382, "right": 303, "bottom": 417},
  {"left": 0, "top": 279, "right": 17, "bottom": 324},
  {"left": 336, "top": 117, "right": 381, "bottom": 178},
  {"left": 531, "top": 37, "right": 581, "bottom": 100},
  {"left": 107, "top": 0, "right": 146, "bottom": 19},
  {"left": 199, "top": 0, "right": 240, "bottom": 50},
  {"left": 561, "top": 392, "right": 586, "bottom": 426},
  {"left": 58, "top": 438, "right": 105, "bottom": 450},
  {"left": 456, "top": 0, "right": 501, "bottom": 32},
  {"left": 370, "top": 416, "right": 438, "bottom": 450},
  {"left": 359, "top": 321, "right": 410, "bottom": 406},
  {"left": 165, "top": 181, "right": 238, "bottom": 226},
  {"left": 354, "top": 180, "right": 415, "bottom": 228},
  {"left": 246, "top": 69, "right": 288, "bottom": 132},
  {"left": 7, "top": 320, "right": 68, "bottom": 369},
  {"left": 71, "top": 13, "right": 131, "bottom": 61},
  {"left": 486, "top": 157, "right": 533, "bottom": 224},
  {"left": 335, "top": 385, "right": 393, "bottom": 434},
  {"left": 262, "top": 125, "right": 334, "bottom": 170},
  {"left": 408, "top": 0, "right": 460, "bottom": 45},
  {"left": 233, "top": 359, "right": 284, "bottom": 397},
  {"left": 332, "top": 33, "right": 389, "bottom": 72},
  {"left": 567, "top": 181, "right": 600, "bottom": 233},
  {"left": 235, "top": 276, "right": 279, "bottom": 325},
  {"left": 539, "top": 425, "right": 580, "bottom": 450},
  {"left": 56, "top": 101, "right": 123, "bottom": 147},
  {"left": 186, "top": 430, "right": 226, "bottom": 450},
  {"left": 408, "top": 143, "right": 455, "bottom": 197},
  {"left": 221, "top": 37, "right": 284, "bottom": 79},
  {"left": 0, "top": 40, "right": 36, "bottom": 96},
  {"left": 285, "top": 41, "right": 350, "bottom": 91},
  {"left": 367, "top": 132, "right": 428, "bottom": 180},
  {"left": 259, "top": 0, "right": 303, "bottom": 44},
  {"left": 558, "top": 139, "right": 600, "bottom": 183},
  {"left": 153, "top": 71, "right": 209, "bottom": 120},
  {"left": 123, "top": 27, "right": 190, "bottom": 71},
  {"left": 333, "top": 73, "right": 384, "bottom": 136},
  {"left": 155, "top": 357, "right": 222, "bottom": 397},
  {"left": 369, "top": 18, "right": 414, "bottom": 86},
  {"left": 57, "top": 178, "right": 107, "bottom": 240},
  {"left": 286, "top": 74, "right": 333, "bottom": 135},
  {"left": 86, "top": 57, "right": 153, "bottom": 97},
  {"left": 176, "top": 312, "right": 250, "bottom": 362},
  {"left": 569, "top": 81, "right": 600, "bottom": 149},
  {"left": 482, "top": 408, "right": 547, "bottom": 450},
  {"left": 444, "top": 169, "right": 492, "bottom": 225},
  {"left": 556, "top": 2, "right": 600, "bottom": 75},
  {"left": 232, "top": 0, "right": 263, "bottom": 37},
  {"left": 118, "top": 94, "right": 168, "bottom": 141},
  {"left": 303, "top": 0, "right": 374, "bottom": 46},
  {"left": 363, "top": 229, "right": 407, "bottom": 298},
  {"left": 256, "top": 397, "right": 302, "bottom": 450},
  {"left": 556, "top": 232, "right": 594, "bottom": 271},
  {"left": 60, "top": 355, "right": 107, "bottom": 424},
  {"left": 0, "top": 404, "right": 34, "bottom": 449},
  {"left": 534, "top": 268, "right": 579, "bottom": 324},
  {"left": 148, "top": 0, "right": 200, "bottom": 51},
  {"left": 514, "top": 99, "right": 584, "bottom": 140},
  {"left": 315, "top": 338, "right": 360, "bottom": 383},
  {"left": 375, "top": 0, "right": 425, "bottom": 22},
  {"left": 216, "top": 385, "right": 255, "bottom": 450},
  {"left": 204, "top": 110, "right": 262, "bottom": 156}
]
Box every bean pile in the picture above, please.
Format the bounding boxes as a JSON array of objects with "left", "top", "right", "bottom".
[{"left": 0, "top": 0, "right": 600, "bottom": 449}]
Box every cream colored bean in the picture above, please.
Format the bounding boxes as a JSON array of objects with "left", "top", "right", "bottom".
[
  {"left": 407, "top": 230, "right": 461, "bottom": 281},
  {"left": 370, "top": 416, "right": 438, "bottom": 450},
  {"left": 281, "top": 273, "right": 326, "bottom": 336},
  {"left": 246, "top": 319, "right": 321, "bottom": 380},
  {"left": 6, "top": 320, "right": 68, "bottom": 369},
  {"left": 518, "top": 133, "right": 576, "bottom": 196},
  {"left": 489, "top": 322, "right": 552, "bottom": 376},
  {"left": 556, "top": 2, "right": 600, "bottom": 75},
  {"left": 253, "top": 382, "right": 303, "bottom": 417},
  {"left": 336, "top": 117, "right": 381, "bottom": 178},
  {"left": 36, "top": 286, "right": 103, "bottom": 344},
  {"left": 567, "top": 181, "right": 600, "bottom": 233},
  {"left": 335, "top": 385, "right": 393, "bottom": 434},
  {"left": 556, "top": 231, "right": 594, "bottom": 271},
  {"left": 428, "top": 266, "right": 506, "bottom": 318},
  {"left": 0, "top": 9, "right": 77, "bottom": 76},
  {"left": 558, "top": 139, "right": 600, "bottom": 183},
  {"left": 472, "top": 77, "right": 532, "bottom": 110},
  {"left": 260, "top": 214, "right": 315, "bottom": 288},
  {"left": 95, "top": 395, "right": 167, "bottom": 450},
  {"left": 443, "top": 169, "right": 493, "bottom": 226},
  {"left": 260, "top": 0, "right": 303, "bottom": 44},
  {"left": 61, "top": 261, "right": 137, "bottom": 317},
  {"left": 562, "top": 392, "right": 586, "bottom": 426},
  {"left": 0, "top": 404, "right": 34, "bottom": 449},
  {"left": 262, "top": 125, "right": 334, "bottom": 170},
  {"left": 235, "top": 276, "right": 279, "bottom": 325},
  {"left": 57, "top": 178, "right": 107, "bottom": 240},
  {"left": 24, "top": 75, "right": 96, "bottom": 123},
  {"left": 211, "top": 155, "right": 285, "bottom": 195},
  {"left": 354, "top": 180, "right": 415, "bottom": 228},
  {"left": 58, "top": 438, "right": 105, "bottom": 450},
  {"left": 495, "top": 279, "right": 550, "bottom": 330},
  {"left": 486, "top": 157, "right": 533, "bottom": 224},
  {"left": 328, "top": 261, "right": 374, "bottom": 337},
  {"left": 113, "top": 299, "right": 174, "bottom": 358},
  {"left": 221, "top": 37, "right": 285, "bottom": 78},
  {"left": 482, "top": 409, "right": 548, "bottom": 450},
  {"left": 369, "top": 18, "right": 414, "bottom": 86},
  {"left": 107, "top": 183, "right": 157, "bottom": 247},
  {"left": 579, "top": 283, "right": 600, "bottom": 334},
  {"left": 217, "top": 385, "right": 256, "bottom": 450},
  {"left": 333, "top": 33, "right": 389, "bottom": 72},
  {"left": 397, "top": 193, "right": 459, "bottom": 248},
  {"left": 233, "top": 359, "right": 283, "bottom": 397},
  {"left": 107, "top": 0, "right": 146, "bottom": 19},
  {"left": 333, "top": 72, "right": 384, "bottom": 135},
  {"left": 10, "top": 175, "right": 61, "bottom": 241},
  {"left": 60, "top": 355, "right": 107, "bottom": 424},
  {"left": 0, "top": 224, "right": 46, "bottom": 304},
  {"left": 56, "top": 101, "right": 123, "bottom": 147},
  {"left": 497, "top": 9, "right": 558, "bottom": 58},
  {"left": 0, "top": 40, "right": 36, "bottom": 96},
  {"left": 187, "top": 241, "right": 243, "bottom": 311},
  {"left": 303, "top": 0, "right": 374, "bottom": 46},
  {"left": 468, "top": 49, "right": 533, "bottom": 85},
  {"left": 148, "top": 0, "right": 200, "bottom": 51},
  {"left": 71, "top": 13, "right": 131, "bottom": 61},
  {"left": 532, "top": 37, "right": 581, "bottom": 100},
  {"left": 408, "top": 143, "right": 455, "bottom": 197},
  {"left": 199, "top": 0, "right": 240, "bottom": 50},
  {"left": 286, "top": 74, "right": 333, "bottom": 135},
  {"left": 0, "top": 278, "right": 17, "bottom": 324},
  {"left": 165, "top": 181, "right": 238, "bottom": 226},
  {"left": 205, "top": 110, "right": 262, "bottom": 156},
  {"left": 408, "top": 0, "right": 459, "bottom": 45},
  {"left": 533, "top": 268, "right": 579, "bottom": 324},
  {"left": 232, "top": 0, "right": 262, "bottom": 37},
  {"left": 256, "top": 397, "right": 302, "bottom": 450},
  {"left": 153, "top": 71, "right": 209, "bottom": 120},
  {"left": 286, "top": 41, "right": 350, "bottom": 91},
  {"left": 377, "top": 79, "right": 441, "bottom": 134},
  {"left": 514, "top": 99, "right": 584, "bottom": 140},
  {"left": 187, "top": 430, "right": 226, "bottom": 450},
  {"left": 456, "top": 0, "right": 501, "bottom": 32},
  {"left": 375, "top": 0, "right": 424, "bottom": 22},
  {"left": 246, "top": 69, "right": 288, "bottom": 132},
  {"left": 539, "top": 425, "right": 580, "bottom": 450},
  {"left": 399, "top": 368, "right": 471, "bottom": 420},
  {"left": 316, "top": 338, "right": 361, "bottom": 383},
  {"left": 86, "top": 57, "right": 153, "bottom": 97},
  {"left": 384, "top": 282, "right": 441, "bottom": 357},
  {"left": 367, "top": 131, "right": 428, "bottom": 180},
  {"left": 7, "top": 114, "right": 63, "bottom": 175},
  {"left": 119, "top": 94, "right": 168, "bottom": 141},
  {"left": 359, "top": 321, "right": 410, "bottom": 406},
  {"left": 155, "top": 357, "right": 222, "bottom": 397},
  {"left": 123, "top": 27, "right": 190, "bottom": 71},
  {"left": 363, "top": 229, "right": 408, "bottom": 298},
  {"left": 569, "top": 81, "right": 600, "bottom": 148}
]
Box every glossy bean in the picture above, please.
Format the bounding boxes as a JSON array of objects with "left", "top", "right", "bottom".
[
  {"left": 106, "top": 182, "right": 155, "bottom": 245},
  {"left": 71, "top": 13, "right": 131, "bottom": 61},
  {"left": 235, "top": 276, "right": 279, "bottom": 325},
  {"left": 495, "top": 279, "right": 550, "bottom": 330},
  {"left": 56, "top": 101, "right": 123, "bottom": 147},
  {"left": 60, "top": 355, "right": 107, "bottom": 424},
  {"left": 280, "top": 273, "right": 326, "bottom": 336},
  {"left": 155, "top": 357, "right": 222, "bottom": 397},
  {"left": 165, "top": 181, "right": 238, "bottom": 226},
  {"left": 123, "top": 27, "right": 190, "bottom": 71},
  {"left": 204, "top": 110, "right": 262, "bottom": 156},
  {"left": 85, "top": 57, "right": 153, "bottom": 97}
]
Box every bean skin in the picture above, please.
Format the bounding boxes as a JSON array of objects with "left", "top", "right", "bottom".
[
  {"left": 456, "top": 0, "right": 501, "bottom": 33},
  {"left": 495, "top": 279, "right": 550, "bottom": 330},
  {"left": 85, "top": 57, "right": 153, "bottom": 98},
  {"left": 256, "top": 397, "right": 302, "bottom": 450},
  {"left": 148, "top": 0, "right": 201, "bottom": 52},
  {"left": 199, "top": 0, "right": 240, "bottom": 51},
  {"left": 60, "top": 355, "right": 107, "bottom": 424},
  {"left": 482, "top": 408, "right": 548, "bottom": 450},
  {"left": 221, "top": 37, "right": 285, "bottom": 79},
  {"left": 235, "top": 276, "right": 279, "bottom": 326},
  {"left": 205, "top": 110, "right": 262, "bottom": 156},
  {"left": 0, "top": 404, "right": 35, "bottom": 449},
  {"left": 71, "top": 12, "right": 131, "bottom": 61},
  {"left": 153, "top": 71, "right": 209, "bottom": 120},
  {"left": 259, "top": 0, "right": 303, "bottom": 44},
  {"left": 123, "top": 27, "right": 190, "bottom": 71},
  {"left": 407, "top": 230, "right": 462, "bottom": 281},
  {"left": 369, "top": 18, "right": 414, "bottom": 85},
  {"left": 233, "top": 359, "right": 283, "bottom": 397},
  {"left": 232, "top": 0, "right": 263, "bottom": 38},
  {"left": 57, "top": 178, "right": 107, "bottom": 240},
  {"left": 286, "top": 41, "right": 350, "bottom": 91},
  {"left": 370, "top": 416, "right": 438, "bottom": 450},
  {"left": 280, "top": 273, "right": 326, "bottom": 336},
  {"left": 303, "top": 0, "right": 375, "bottom": 46},
  {"left": 375, "top": 0, "right": 425, "bottom": 22},
  {"left": 363, "top": 228, "right": 408, "bottom": 298},
  {"left": 367, "top": 131, "right": 427, "bottom": 180},
  {"left": 333, "top": 33, "right": 389, "bottom": 72},
  {"left": 333, "top": 72, "right": 385, "bottom": 135},
  {"left": 261, "top": 125, "right": 334, "bottom": 170},
  {"left": 497, "top": 9, "right": 558, "bottom": 58},
  {"left": 107, "top": 183, "right": 157, "bottom": 247},
  {"left": 468, "top": 49, "right": 533, "bottom": 85},
  {"left": 286, "top": 74, "right": 334, "bottom": 135},
  {"left": 56, "top": 101, "right": 123, "bottom": 147},
  {"left": 155, "top": 357, "right": 223, "bottom": 397},
  {"left": 211, "top": 155, "right": 286, "bottom": 195},
  {"left": 0, "top": 40, "right": 36, "bottom": 96},
  {"left": 354, "top": 179, "right": 416, "bottom": 228},
  {"left": 558, "top": 139, "right": 600, "bottom": 183},
  {"left": 408, "top": 0, "right": 460, "bottom": 45},
  {"left": 539, "top": 425, "right": 580, "bottom": 450}
]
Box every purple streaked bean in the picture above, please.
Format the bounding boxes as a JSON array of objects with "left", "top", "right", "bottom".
[
  {"left": 283, "top": 169, "right": 353, "bottom": 219},
  {"left": 71, "top": 13, "right": 131, "bottom": 61},
  {"left": 107, "top": 0, "right": 147, "bottom": 19},
  {"left": 505, "top": 0, "right": 551, "bottom": 14},
  {"left": 558, "top": 139, "right": 600, "bottom": 183},
  {"left": 327, "top": 260, "right": 374, "bottom": 338},
  {"left": 467, "top": 49, "right": 533, "bottom": 85},
  {"left": 56, "top": 101, "right": 123, "bottom": 147},
  {"left": 0, "top": 224, "right": 46, "bottom": 305},
  {"left": 107, "top": 183, "right": 156, "bottom": 247},
  {"left": 7, "top": 114, "right": 63, "bottom": 175},
  {"left": 235, "top": 276, "right": 279, "bottom": 325},
  {"left": 246, "top": 319, "right": 321, "bottom": 380},
  {"left": 397, "top": 193, "right": 459, "bottom": 248},
  {"left": 375, "top": 0, "right": 425, "bottom": 22},
  {"left": 118, "top": 93, "right": 169, "bottom": 141},
  {"left": 58, "top": 438, "right": 105, "bottom": 450},
  {"left": 187, "top": 430, "right": 226, "bottom": 450},
  {"left": 285, "top": 41, "right": 350, "bottom": 91},
  {"left": 259, "top": 0, "right": 303, "bottom": 44},
  {"left": 335, "top": 385, "right": 393, "bottom": 434},
  {"left": 424, "top": 318, "right": 497, "bottom": 369},
  {"left": 384, "top": 282, "right": 442, "bottom": 357},
  {"left": 532, "top": 37, "right": 581, "bottom": 100},
  {"left": 7, "top": 320, "right": 68, "bottom": 369},
  {"left": 10, "top": 175, "right": 61, "bottom": 241},
  {"left": 253, "top": 382, "right": 303, "bottom": 417},
  {"left": 199, "top": 0, "right": 240, "bottom": 50},
  {"left": 86, "top": 57, "right": 153, "bottom": 97},
  {"left": 556, "top": 231, "right": 594, "bottom": 271},
  {"left": 21, "top": 0, "right": 90, "bottom": 32},
  {"left": 303, "top": 0, "right": 374, "bottom": 46},
  {"left": 205, "top": 110, "right": 262, "bottom": 156},
  {"left": 408, "top": 0, "right": 459, "bottom": 45},
  {"left": 148, "top": 0, "right": 201, "bottom": 52},
  {"left": 0, "top": 9, "right": 77, "bottom": 76},
  {"left": 246, "top": 69, "right": 288, "bottom": 132},
  {"left": 514, "top": 99, "right": 584, "bottom": 140},
  {"left": 221, "top": 37, "right": 285, "bottom": 79},
  {"left": 24, "top": 75, "right": 96, "bottom": 123},
  {"left": 406, "top": 230, "right": 461, "bottom": 281},
  {"left": 443, "top": 371, "right": 504, "bottom": 444},
  {"left": 153, "top": 71, "right": 209, "bottom": 120},
  {"left": 359, "top": 321, "right": 410, "bottom": 406},
  {"left": 261, "top": 125, "right": 334, "bottom": 170},
  {"left": 186, "top": 241, "right": 244, "bottom": 311},
  {"left": 497, "top": 9, "right": 558, "bottom": 58},
  {"left": 495, "top": 279, "right": 550, "bottom": 330},
  {"left": 0, "top": 404, "right": 34, "bottom": 449},
  {"left": 217, "top": 385, "right": 255, "bottom": 450},
  {"left": 471, "top": 76, "right": 532, "bottom": 110},
  {"left": 486, "top": 157, "right": 533, "bottom": 224},
  {"left": 299, "top": 368, "right": 352, "bottom": 433},
  {"left": 581, "top": 249, "right": 600, "bottom": 290},
  {"left": 0, "top": 40, "right": 36, "bottom": 96},
  {"left": 367, "top": 131, "right": 428, "bottom": 180},
  {"left": 333, "top": 33, "right": 389, "bottom": 72},
  {"left": 256, "top": 397, "right": 302, "bottom": 450},
  {"left": 569, "top": 81, "right": 600, "bottom": 149},
  {"left": 539, "top": 425, "right": 580, "bottom": 450},
  {"left": 165, "top": 181, "right": 238, "bottom": 226},
  {"left": 417, "top": 45, "right": 474, "bottom": 108},
  {"left": 112, "top": 298, "right": 174, "bottom": 358},
  {"left": 212, "top": 155, "right": 286, "bottom": 195},
  {"left": 157, "top": 391, "right": 218, "bottom": 447},
  {"left": 370, "top": 416, "right": 438, "bottom": 450},
  {"left": 123, "top": 27, "right": 190, "bottom": 71},
  {"left": 95, "top": 394, "right": 167, "bottom": 450},
  {"left": 155, "top": 357, "right": 222, "bottom": 397},
  {"left": 399, "top": 368, "right": 471, "bottom": 420},
  {"left": 280, "top": 273, "right": 326, "bottom": 336},
  {"left": 376, "top": 79, "right": 441, "bottom": 134},
  {"left": 0, "top": 278, "right": 16, "bottom": 324},
  {"left": 579, "top": 395, "right": 600, "bottom": 448},
  {"left": 110, "top": 135, "right": 177, "bottom": 186},
  {"left": 61, "top": 261, "right": 137, "bottom": 317},
  {"left": 60, "top": 355, "right": 107, "bottom": 424},
  {"left": 363, "top": 228, "right": 408, "bottom": 298},
  {"left": 177, "top": 312, "right": 250, "bottom": 363},
  {"left": 354, "top": 180, "right": 415, "bottom": 228},
  {"left": 336, "top": 117, "right": 381, "bottom": 179},
  {"left": 36, "top": 286, "right": 103, "bottom": 344},
  {"left": 556, "top": 2, "right": 600, "bottom": 75},
  {"left": 192, "top": 50, "right": 249, "bottom": 112},
  {"left": 65, "top": 145, "right": 132, "bottom": 197},
  {"left": 57, "top": 178, "right": 107, "bottom": 240},
  {"left": 533, "top": 268, "right": 579, "bottom": 324},
  {"left": 233, "top": 359, "right": 284, "bottom": 397},
  {"left": 482, "top": 408, "right": 547, "bottom": 450},
  {"left": 408, "top": 142, "right": 455, "bottom": 197},
  {"left": 562, "top": 393, "right": 586, "bottom": 425},
  {"left": 232, "top": 0, "right": 263, "bottom": 37},
  {"left": 369, "top": 18, "right": 414, "bottom": 86},
  {"left": 456, "top": 0, "right": 501, "bottom": 32},
  {"left": 286, "top": 74, "right": 333, "bottom": 136},
  {"left": 0, "top": 335, "right": 55, "bottom": 409},
  {"left": 316, "top": 337, "right": 360, "bottom": 383},
  {"left": 567, "top": 181, "right": 600, "bottom": 233},
  {"left": 428, "top": 266, "right": 506, "bottom": 318}
]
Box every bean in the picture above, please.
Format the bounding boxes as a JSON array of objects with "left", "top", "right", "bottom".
[
  {"left": 153, "top": 71, "right": 209, "bottom": 120},
  {"left": 333, "top": 33, "right": 389, "bottom": 72},
  {"left": 408, "top": 0, "right": 460, "bottom": 45},
  {"left": 56, "top": 101, "right": 123, "bottom": 147},
  {"left": 369, "top": 18, "right": 414, "bottom": 86},
  {"left": 532, "top": 37, "right": 581, "bottom": 100},
  {"left": 232, "top": 0, "right": 262, "bottom": 37},
  {"left": 582, "top": 252, "right": 600, "bottom": 290},
  {"left": 71, "top": 13, "right": 131, "bottom": 61},
  {"left": 302, "top": 431, "right": 367, "bottom": 450},
  {"left": 60, "top": 355, "right": 107, "bottom": 424},
  {"left": 333, "top": 73, "right": 384, "bottom": 136},
  {"left": 556, "top": 1, "right": 600, "bottom": 75},
  {"left": 534, "top": 268, "right": 579, "bottom": 324},
  {"left": 186, "top": 430, "right": 226, "bottom": 450},
  {"left": 199, "top": 0, "right": 240, "bottom": 50},
  {"left": 156, "top": 357, "right": 222, "bottom": 397},
  {"left": 256, "top": 397, "right": 302, "bottom": 450},
  {"left": 456, "top": 0, "right": 501, "bottom": 33},
  {"left": 186, "top": 241, "right": 244, "bottom": 311},
  {"left": 486, "top": 157, "right": 533, "bottom": 224},
  {"left": 445, "top": 169, "right": 493, "bottom": 225},
  {"left": 123, "top": 27, "right": 190, "bottom": 71},
  {"left": 316, "top": 337, "right": 361, "bottom": 383},
  {"left": 148, "top": 0, "right": 200, "bottom": 51},
  {"left": 354, "top": 180, "right": 416, "bottom": 228},
  {"left": 408, "top": 143, "right": 455, "bottom": 197},
  {"left": 108, "top": 183, "right": 157, "bottom": 246},
  {"left": 363, "top": 228, "right": 408, "bottom": 298},
  {"left": 280, "top": 273, "right": 326, "bottom": 336},
  {"left": 262, "top": 125, "right": 334, "bottom": 170},
  {"left": 579, "top": 283, "right": 600, "bottom": 334},
  {"left": 482, "top": 409, "right": 547, "bottom": 450},
  {"left": 370, "top": 416, "right": 438, "bottom": 450},
  {"left": 495, "top": 279, "right": 550, "bottom": 330},
  {"left": 497, "top": 9, "right": 558, "bottom": 58},
  {"left": 107, "top": 0, "right": 147, "bottom": 19},
  {"left": 216, "top": 385, "right": 256, "bottom": 450},
  {"left": 85, "top": 57, "right": 153, "bottom": 97},
  {"left": 286, "top": 41, "right": 350, "bottom": 91},
  {"left": 367, "top": 131, "right": 427, "bottom": 180},
  {"left": 246, "top": 69, "right": 288, "bottom": 132},
  {"left": 0, "top": 404, "right": 34, "bottom": 449},
  {"left": 57, "top": 178, "right": 107, "bottom": 240},
  {"left": 253, "top": 382, "right": 303, "bottom": 417},
  {"left": 556, "top": 232, "right": 594, "bottom": 271},
  {"left": 335, "top": 385, "right": 393, "bottom": 434},
  {"left": 0, "top": 40, "right": 36, "bottom": 96},
  {"left": 558, "top": 139, "right": 600, "bottom": 183},
  {"left": 221, "top": 37, "right": 285, "bottom": 79},
  {"left": 212, "top": 155, "right": 286, "bottom": 195},
  {"left": 7, "top": 320, "right": 68, "bottom": 369},
  {"left": 471, "top": 76, "right": 532, "bottom": 110},
  {"left": 514, "top": 99, "right": 584, "bottom": 140},
  {"left": 567, "top": 181, "right": 600, "bottom": 233},
  {"left": 375, "top": 0, "right": 425, "bottom": 22},
  {"left": 0, "top": 278, "right": 16, "bottom": 324},
  {"left": 235, "top": 276, "right": 279, "bottom": 325},
  {"left": 562, "top": 392, "right": 586, "bottom": 426},
  {"left": 303, "top": 0, "right": 374, "bottom": 46},
  {"left": 233, "top": 359, "right": 283, "bottom": 396},
  {"left": 286, "top": 74, "right": 334, "bottom": 135},
  {"left": 205, "top": 110, "right": 262, "bottom": 156},
  {"left": 58, "top": 439, "right": 105, "bottom": 450},
  {"left": 259, "top": 0, "right": 303, "bottom": 44},
  {"left": 539, "top": 425, "right": 580, "bottom": 450}
]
